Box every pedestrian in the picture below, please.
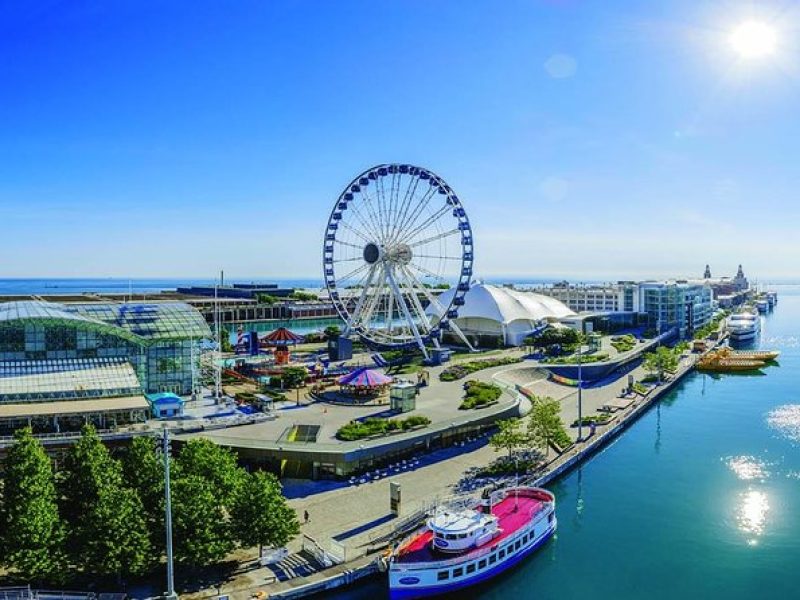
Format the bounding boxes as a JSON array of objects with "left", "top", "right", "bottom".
[{"left": 304, "top": 509, "right": 310, "bottom": 524}]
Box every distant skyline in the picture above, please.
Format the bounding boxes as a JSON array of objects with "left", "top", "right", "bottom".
[{"left": 2, "top": 1, "right": 800, "bottom": 280}]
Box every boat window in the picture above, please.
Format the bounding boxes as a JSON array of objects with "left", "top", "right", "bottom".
[
  {"left": 489, "top": 554, "right": 497, "bottom": 564},
  {"left": 523, "top": 534, "right": 529, "bottom": 543},
  {"left": 478, "top": 559, "right": 487, "bottom": 569},
  {"left": 548, "top": 513, "right": 554, "bottom": 523},
  {"left": 499, "top": 549, "right": 505, "bottom": 558},
  {"left": 515, "top": 540, "right": 522, "bottom": 550},
  {"left": 466, "top": 564, "right": 476, "bottom": 574},
  {"left": 453, "top": 567, "right": 463, "bottom": 578},
  {"left": 437, "top": 571, "right": 450, "bottom": 581},
  {"left": 446, "top": 534, "right": 457, "bottom": 540},
  {"left": 459, "top": 533, "right": 468, "bottom": 539}
]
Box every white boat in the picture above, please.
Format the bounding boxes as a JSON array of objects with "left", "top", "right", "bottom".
[
  {"left": 388, "top": 486, "right": 556, "bottom": 599},
  {"left": 756, "top": 299, "right": 769, "bottom": 313},
  {"left": 727, "top": 311, "right": 760, "bottom": 342}
]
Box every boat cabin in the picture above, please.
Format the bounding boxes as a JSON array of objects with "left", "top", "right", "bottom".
[{"left": 428, "top": 509, "right": 499, "bottom": 553}]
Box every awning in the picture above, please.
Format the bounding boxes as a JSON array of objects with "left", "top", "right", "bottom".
[{"left": 0, "top": 396, "right": 150, "bottom": 419}]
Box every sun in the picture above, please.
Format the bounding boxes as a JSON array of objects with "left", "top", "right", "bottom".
[{"left": 729, "top": 21, "right": 777, "bottom": 59}]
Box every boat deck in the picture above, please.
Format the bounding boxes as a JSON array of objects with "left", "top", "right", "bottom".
[{"left": 394, "top": 493, "right": 545, "bottom": 565}]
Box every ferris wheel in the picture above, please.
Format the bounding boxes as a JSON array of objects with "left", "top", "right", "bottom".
[{"left": 323, "top": 164, "right": 474, "bottom": 358}]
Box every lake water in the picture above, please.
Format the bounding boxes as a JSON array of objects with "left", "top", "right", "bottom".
[{"left": 331, "top": 285, "right": 800, "bottom": 599}]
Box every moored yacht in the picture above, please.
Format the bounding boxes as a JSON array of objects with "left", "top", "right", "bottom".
[
  {"left": 388, "top": 486, "right": 556, "bottom": 599},
  {"left": 727, "top": 311, "right": 760, "bottom": 342}
]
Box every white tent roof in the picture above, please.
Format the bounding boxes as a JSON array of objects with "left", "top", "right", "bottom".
[{"left": 430, "top": 283, "right": 575, "bottom": 324}]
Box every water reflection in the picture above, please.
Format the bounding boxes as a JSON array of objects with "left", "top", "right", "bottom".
[
  {"left": 725, "top": 455, "right": 770, "bottom": 481},
  {"left": 766, "top": 404, "right": 800, "bottom": 444},
  {"left": 737, "top": 489, "right": 769, "bottom": 545}
]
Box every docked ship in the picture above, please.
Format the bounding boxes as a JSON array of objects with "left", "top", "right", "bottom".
[
  {"left": 727, "top": 311, "right": 760, "bottom": 342},
  {"left": 388, "top": 486, "right": 556, "bottom": 599},
  {"left": 696, "top": 347, "right": 779, "bottom": 373}
]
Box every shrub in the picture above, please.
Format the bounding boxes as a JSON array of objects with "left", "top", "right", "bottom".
[
  {"left": 460, "top": 380, "right": 503, "bottom": 410},
  {"left": 542, "top": 352, "right": 609, "bottom": 365},
  {"left": 610, "top": 335, "right": 636, "bottom": 353},
  {"left": 336, "top": 415, "right": 431, "bottom": 440},
  {"left": 571, "top": 413, "right": 612, "bottom": 427},
  {"left": 439, "top": 357, "right": 522, "bottom": 382}
]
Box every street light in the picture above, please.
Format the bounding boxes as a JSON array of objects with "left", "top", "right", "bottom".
[
  {"left": 577, "top": 333, "right": 583, "bottom": 442},
  {"left": 163, "top": 429, "right": 177, "bottom": 600}
]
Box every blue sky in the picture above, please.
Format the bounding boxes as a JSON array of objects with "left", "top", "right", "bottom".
[{"left": 2, "top": 0, "right": 800, "bottom": 281}]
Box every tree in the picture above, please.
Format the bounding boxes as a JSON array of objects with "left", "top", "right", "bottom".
[
  {"left": 61, "top": 425, "right": 151, "bottom": 581},
  {"left": 1, "top": 427, "right": 65, "bottom": 583},
  {"left": 282, "top": 366, "right": 308, "bottom": 388},
  {"left": 175, "top": 438, "right": 245, "bottom": 506},
  {"left": 489, "top": 418, "right": 526, "bottom": 458},
  {"left": 643, "top": 346, "right": 679, "bottom": 380},
  {"left": 289, "top": 291, "right": 319, "bottom": 301},
  {"left": 256, "top": 294, "right": 279, "bottom": 305},
  {"left": 122, "top": 437, "right": 165, "bottom": 555},
  {"left": 220, "top": 328, "right": 234, "bottom": 353},
  {"left": 231, "top": 471, "right": 300, "bottom": 558},
  {"left": 323, "top": 325, "right": 341, "bottom": 340},
  {"left": 172, "top": 474, "right": 233, "bottom": 567},
  {"left": 527, "top": 397, "right": 564, "bottom": 457}
]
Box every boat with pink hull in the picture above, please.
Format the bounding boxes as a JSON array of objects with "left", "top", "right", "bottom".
[{"left": 388, "top": 486, "right": 557, "bottom": 599}]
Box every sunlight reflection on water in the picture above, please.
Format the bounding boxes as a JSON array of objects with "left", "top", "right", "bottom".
[
  {"left": 737, "top": 489, "right": 769, "bottom": 545},
  {"left": 766, "top": 404, "right": 800, "bottom": 443},
  {"left": 725, "top": 455, "right": 770, "bottom": 481}
]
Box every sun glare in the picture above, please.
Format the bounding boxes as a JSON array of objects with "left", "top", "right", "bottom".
[{"left": 730, "top": 21, "right": 777, "bottom": 59}]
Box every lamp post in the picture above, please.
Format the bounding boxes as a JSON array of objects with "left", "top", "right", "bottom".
[
  {"left": 577, "top": 333, "right": 583, "bottom": 442},
  {"left": 163, "top": 429, "right": 177, "bottom": 600}
]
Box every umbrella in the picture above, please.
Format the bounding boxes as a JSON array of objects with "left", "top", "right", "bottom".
[{"left": 337, "top": 367, "right": 393, "bottom": 388}]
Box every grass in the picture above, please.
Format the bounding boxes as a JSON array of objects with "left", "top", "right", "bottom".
[
  {"left": 336, "top": 415, "right": 431, "bottom": 441},
  {"left": 632, "top": 382, "right": 649, "bottom": 395},
  {"left": 542, "top": 352, "right": 609, "bottom": 365},
  {"left": 439, "top": 356, "right": 523, "bottom": 381},
  {"left": 460, "top": 380, "right": 503, "bottom": 410},
  {"left": 610, "top": 334, "right": 637, "bottom": 353},
  {"left": 572, "top": 413, "right": 612, "bottom": 427}
]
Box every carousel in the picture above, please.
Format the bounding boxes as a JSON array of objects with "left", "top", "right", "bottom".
[
  {"left": 262, "top": 327, "right": 303, "bottom": 365},
  {"left": 336, "top": 367, "right": 393, "bottom": 400}
]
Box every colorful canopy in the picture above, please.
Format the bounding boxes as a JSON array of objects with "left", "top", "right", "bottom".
[
  {"left": 261, "top": 327, "right": 303, "bottom": 345},
  {"left": 337, "top": 367, "right": 393, "bottom": 388}
]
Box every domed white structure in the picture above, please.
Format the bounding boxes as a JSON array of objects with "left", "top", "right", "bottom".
[{"left": 430, "top": 283, "right": 575, "bottom": 346}]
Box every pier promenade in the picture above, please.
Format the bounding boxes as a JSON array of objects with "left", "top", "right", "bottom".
[{"left": 183, "top": 342, "right": 708, "bottom": 600}]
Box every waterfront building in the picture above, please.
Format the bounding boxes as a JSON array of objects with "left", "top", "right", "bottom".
[
  {"left": 432, "top": 283, "right": 574, "bottom": 346},
  {"left": 531, "top": 281, "right": 637, "bottom": 313},
  {"left": 0, "top": 300, "right": 211, "bottom": 434},
  {"left": 638, "top": 280, "right": 714, "bottom": 337}
]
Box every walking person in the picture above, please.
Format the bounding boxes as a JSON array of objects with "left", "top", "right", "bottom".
[{"left": 304, "top": 509, "right": 310, "bottom": 524}]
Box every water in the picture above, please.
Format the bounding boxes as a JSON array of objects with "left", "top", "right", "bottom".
[{"left": 333, "top": 285, "right": 800, "bottom": 599}]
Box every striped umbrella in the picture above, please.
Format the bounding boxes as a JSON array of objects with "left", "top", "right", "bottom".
[{"left": 262, "top": 327, "right": 303, "bottom": 345}]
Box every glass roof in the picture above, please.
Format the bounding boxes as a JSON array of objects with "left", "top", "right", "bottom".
[
  {"left": 0, "top": 358, "right": 143, "bottom": 403},
  {"left": 0, "top": 300, "right": 211, "bottom": 344}
]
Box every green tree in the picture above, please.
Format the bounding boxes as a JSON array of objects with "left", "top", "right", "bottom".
[
  {"left": 175, "top": 438, "right": 245, "bottom": 506},
  {"left": 220, "top": 328, "right": 234, "bottom": 353},
  {"left": 282, "top": 366, "right": 308, "bottom": 388},
  {"left": 489, "top": 418, "right": 526, "bottom": 458},
  {"left": 256, "top": 294, "right": 279, "bottom": 305},
  {"left": 172, "top": 474, "right": 233, "bottom": 567},
  {"left": 527, "top": 397, "right": 566, "bottom": 457},
  {"left": 643, "top": 346, "right": 679, "bottom": 380},
  {"left": 231, "top": 471, "right": 300, "bottom": 558},
  {"left": 323, "top": 325, "right": 341, "bottom": 340},
  {"left": 1, "top": 427, "right": 65, "bottom": 583},
  {"left": 122, "top": 436, "right": 165, "bottom": 555},
  {"left": 289, "top": 291, "right": 319, "bottom": 301},
  {"left": 61, "top": 425, "right": 151, "bottom": 581}
]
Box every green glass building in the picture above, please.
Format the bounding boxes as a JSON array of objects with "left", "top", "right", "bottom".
[{"left": 0, "top": 301, "right": 212, "bottom": 434}]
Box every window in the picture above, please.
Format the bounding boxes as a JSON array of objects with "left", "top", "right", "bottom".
[
  {"left": 466, "top": 564, "right": 476, "bottom": 574},
  {"left": 523, "top": 534, "right": 529, "bottom": 543},
  {"left": 489, "top": 554, "right": 497, "bottom": 564},
  {"left": 453, "top": 567, "right": 463, "bottom": 578},
  {"left": 437, "top": 571, "right": 450, "bottom": 581},
  {"left": 499, "top": 549, "right": 506, "bottom": 558},
  {"left": 515, "top": 540, "right": 522, "bottom": 550},
  {"left": 548, "top": 513, "right": 554, "bottom": 523},
  {"left": 478, "top": 559, "right": 487, "bottom": 569}
]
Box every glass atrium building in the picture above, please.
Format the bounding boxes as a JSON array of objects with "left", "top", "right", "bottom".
[{"left": 0, "top": 301, "right": 212, "bottom": 434}]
